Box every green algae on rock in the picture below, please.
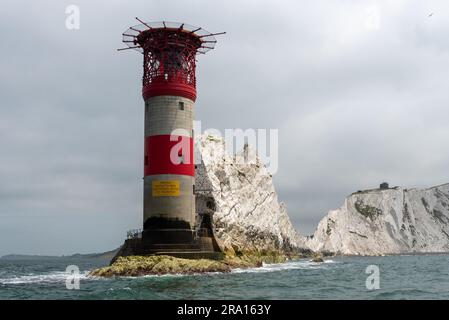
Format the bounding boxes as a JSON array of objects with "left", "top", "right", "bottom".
[
  {"left": 90, "top": 255, "right": 230, "bottom": 277},
  {"left": 90, "top": 251, "right": 299, "bottom": 277}
]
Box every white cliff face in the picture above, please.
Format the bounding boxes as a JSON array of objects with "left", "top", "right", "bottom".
[
  {"left": 195, "top": 135, "right": 307, "bottom": 253},
  {"left": 194, "top": 135, "right": 449, "bottom": 256},
  {"left": 307, "top": 184, "right": 449, "bottom": 255}
]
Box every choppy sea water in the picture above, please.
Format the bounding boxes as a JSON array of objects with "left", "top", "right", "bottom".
[{"left": 1, "top": 254, "right": 449, "bottom": 299}]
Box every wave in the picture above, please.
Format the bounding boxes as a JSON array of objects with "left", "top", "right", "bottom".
[
  {"left": 0, "top": 271, "right": 90, "bottom": 285},
  {"left": 117, "top": 270, "right": 232, "bottom": 279},
  {"left": 231, "top": 259, "right": 339, "bottom": 274}
]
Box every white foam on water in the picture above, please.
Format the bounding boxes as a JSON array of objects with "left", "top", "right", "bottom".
[
  {"left": 231, "top": 259, "right": 339, "bottom": 274},
  {"left": 107, "top": 286, "right": 133, "bottom": 291},
  {"left": 104, "top": 272, "right": 190, "bottom": 280},
  {"left": 121, "top": 271, "right": 223, "bottom": 279},
  {"left": 133, "top": 273, "right": 186, "bottom": 279},
  {"left": 0, "top": 271, "right": 90, "bottom": 285}
]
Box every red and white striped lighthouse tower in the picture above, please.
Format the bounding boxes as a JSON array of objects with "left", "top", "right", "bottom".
[{"left": 120, "top": 20, "right": 224, "bottom": 253}]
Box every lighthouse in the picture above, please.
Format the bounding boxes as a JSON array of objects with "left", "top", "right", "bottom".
[{"left": 118, "top": 20, "right": 224, "bottom": 258}]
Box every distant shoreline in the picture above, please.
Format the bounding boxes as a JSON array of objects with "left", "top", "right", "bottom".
[
  {"left": 0, "top": 249, "right": 119, "bottom": 261},
  {"left": 3, "top": 249, "right": 449, "bottom": 261}
]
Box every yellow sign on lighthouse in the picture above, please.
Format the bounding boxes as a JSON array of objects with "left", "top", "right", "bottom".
[{"left": 152, "top": 180, "right": 180, "bottom": 197}]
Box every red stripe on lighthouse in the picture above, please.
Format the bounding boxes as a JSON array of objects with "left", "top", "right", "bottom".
[
  {"left": 144, "top": 135, "right": 194, "bottom": 176},
  {"left": 142, "top": 82, "right": 197, "bottom": 102}
]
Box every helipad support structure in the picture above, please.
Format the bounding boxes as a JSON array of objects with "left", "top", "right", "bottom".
[{"left": 120, "top": 20, "right": 224, "bottom": 256}]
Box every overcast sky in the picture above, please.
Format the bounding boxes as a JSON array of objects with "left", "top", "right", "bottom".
[{"left": 1, "top": 0, "right": 449, "bottom": 256}]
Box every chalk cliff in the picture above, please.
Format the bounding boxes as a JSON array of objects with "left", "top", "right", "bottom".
[
  {"left": 195, "top": 135, "right": 307, "bottom": 255},
  {"left": 307, "top": 184, "right": 449, "bottom": 255}
]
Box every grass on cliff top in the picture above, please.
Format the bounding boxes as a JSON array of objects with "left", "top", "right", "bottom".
[{"left": 90, "top": 251, "right": 292, "bottom": 277}]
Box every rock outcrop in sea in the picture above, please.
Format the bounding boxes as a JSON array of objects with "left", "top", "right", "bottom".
[
  {"left": 90, "top": 252, "right": 289, "bottom": 277},
  {"left": 307, "top": 184, "right": 449, "bottom": 255}
]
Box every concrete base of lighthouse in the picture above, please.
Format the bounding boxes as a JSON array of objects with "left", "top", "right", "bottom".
[{"left": 110, "top": 229, "right": 223, "bottom": 265}]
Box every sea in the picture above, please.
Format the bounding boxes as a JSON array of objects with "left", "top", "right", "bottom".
[{"left": 1, "top": 254, "right": 449, "bottom": 299}]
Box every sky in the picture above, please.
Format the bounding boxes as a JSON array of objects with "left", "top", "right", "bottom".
[{"left": 1, "top": 0, "right": 449, "bottom": 256}]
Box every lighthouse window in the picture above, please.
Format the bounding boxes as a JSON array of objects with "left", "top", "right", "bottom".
[
  {"left": 144, "top": 155, "right": 148, "bottom": 166},
  {"left": 178, "top": 101, "right": 184, "bottom": 110}
]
